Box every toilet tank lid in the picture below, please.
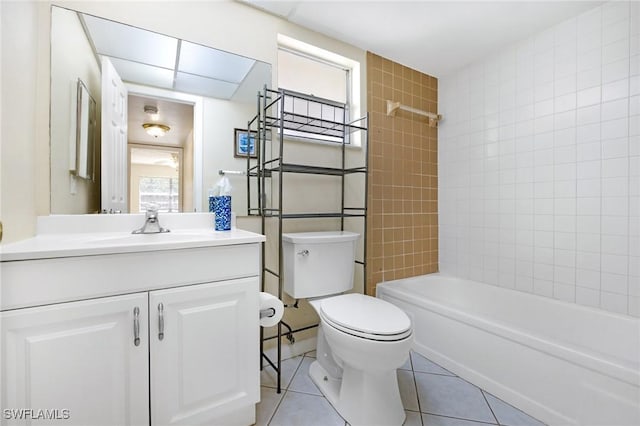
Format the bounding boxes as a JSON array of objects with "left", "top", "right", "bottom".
[{"left": 282, "top": 231, "right": 360, "bottom": 244}]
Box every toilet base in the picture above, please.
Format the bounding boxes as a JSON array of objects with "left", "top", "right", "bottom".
[{"left": 309, "top": 360, "right": 406, "bottom": 426}]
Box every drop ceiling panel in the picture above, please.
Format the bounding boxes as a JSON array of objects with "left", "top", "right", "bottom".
[
  {"left": 174, "top": 72, "right": 239, "bottom": 99},
  {"left": 178, "top": 41, "right": 255, "bottom": 83},
  {"left": 83, "top": 14, "right": 178, "bottom": 69},
  {"left": 108, "top": 57, "right": 175, "bottom": 90},
  {"left": 232, "top": 61, "right": 271, "bottom": 102},
  {"left": 80, "top": 11, "right": 270, "bottom": 101}
]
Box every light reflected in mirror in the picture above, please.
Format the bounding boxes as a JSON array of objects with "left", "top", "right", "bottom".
[
  {"left": 50, "top": 5, "right": 271, "bottom": 215},
  {"left": 130, "top": 146, "right": 182, "bottom": 213}
]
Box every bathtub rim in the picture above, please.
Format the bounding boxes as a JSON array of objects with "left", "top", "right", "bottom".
[{"left": 376, "top": 273, "right": 640, "bottom": 388}]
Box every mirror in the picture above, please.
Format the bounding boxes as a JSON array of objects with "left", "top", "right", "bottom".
[
  {"left": 74, "top": 78, "right": 96, "bottom": 181},
  {"left": 50, "top": 5, "right": 271, "bottom": 214}
]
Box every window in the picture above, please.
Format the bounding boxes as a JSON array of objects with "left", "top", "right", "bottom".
[
  {"left": 130, "top": 145, "right": 183, "bottom": 213},
  {"left": 278, "top": 89, "right": 348, "bottom": 144},
  {"left": 278, "top": 48, "right": 349, "bottom": 104},
  {"left": 139, "top": 176, "right": 179, "bottom": 212},
  {"left": 276, "top": 37, "right": 361, "bottom": 145}
]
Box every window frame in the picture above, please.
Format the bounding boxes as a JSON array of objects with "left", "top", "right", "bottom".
[
  {"left": 138, "top": 176, "right": 180, "bottom": 213},
  {"left": 277, "top": 47, "right": 353, "bottom": 145}
]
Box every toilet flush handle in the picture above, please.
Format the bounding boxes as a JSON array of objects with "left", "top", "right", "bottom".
[{"left": 297, "top": 249, "right": 309, "bottom": 257}]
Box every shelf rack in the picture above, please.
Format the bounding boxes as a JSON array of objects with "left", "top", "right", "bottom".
[{"left": 245, "top": 87, "right": 368, "bottom": 393}]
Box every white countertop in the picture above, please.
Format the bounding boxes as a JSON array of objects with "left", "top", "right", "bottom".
[{"left": 0, "top": 214, "right": 265, "bottom": 261}]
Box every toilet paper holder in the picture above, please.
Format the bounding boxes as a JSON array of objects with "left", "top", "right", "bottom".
[
  {"left": 260, "top": 308, "right": 276, "bottom": 319},
  {"left": 259, "top": 292, "right": 284, "bottom": 327}
]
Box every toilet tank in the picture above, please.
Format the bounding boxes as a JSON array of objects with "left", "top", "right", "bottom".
[{"left": 282, "top": 231, "right": 360, "bottom": 299}]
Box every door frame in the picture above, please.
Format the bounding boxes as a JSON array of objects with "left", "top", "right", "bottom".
[
  {"left": 128, "top": 143, "right": 184, "bottom": 213},
  {"left": 125, "top": 83, "right": 204, "bottom": 212}
]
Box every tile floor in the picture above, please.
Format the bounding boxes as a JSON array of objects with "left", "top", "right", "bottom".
[{"left": 257, "top": 350, "right": 546, "bottom": 426}]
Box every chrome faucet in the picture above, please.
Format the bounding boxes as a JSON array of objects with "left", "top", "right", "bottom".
[{"left": 132, "top": 207, "right": 170, "bottom": 234}]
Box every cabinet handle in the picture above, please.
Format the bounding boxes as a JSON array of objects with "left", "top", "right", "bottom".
[
  {"left": 158, "top": 303, "right": 164, "bottom": 341},
  {"left": 133, "top": 306, "right": 140, "bottom": 346}
]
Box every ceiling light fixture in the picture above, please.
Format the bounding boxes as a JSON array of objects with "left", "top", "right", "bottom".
[{"left": 143, "top": 123, "right": 170, "bottom": 137}]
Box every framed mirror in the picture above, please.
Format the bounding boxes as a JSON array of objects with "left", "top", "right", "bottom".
[
  {"left": 74, "top": 78, "right": 96, "bottom": 181},
  {"left": 50, "top": 5, "right": 271, "bottom": 214}
]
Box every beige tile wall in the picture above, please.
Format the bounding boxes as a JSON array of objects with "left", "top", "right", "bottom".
[{"left": 366, "top": 52, "right": 438, "bottom": 295}]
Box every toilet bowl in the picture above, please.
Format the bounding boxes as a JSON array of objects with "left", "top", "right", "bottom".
[
  {"left": 308, "top": 294, "right": 412, "bottom": 426},
  {"left": 282, "top": 231, "right": 413, "bottom": 426}
]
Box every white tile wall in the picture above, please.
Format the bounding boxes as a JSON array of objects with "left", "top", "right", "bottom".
[{"left": 439, "top": 1, "right": 639, "bottom": 317}]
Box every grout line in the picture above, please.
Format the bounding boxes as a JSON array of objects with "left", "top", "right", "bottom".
[
  {"left": 422, "top": 410, "right": 499, "bottom": 425},
  {"left": 480, "top": 390, "right": 502, "bottom": 426},
  {"left": 417, "top": 360, "right": 547, "bottom": 426},
  {"left": 266, "top": 388, "right": 287, "bottom": 426},
  {"left": 285, "top": 388, "right": 323, "bottom": 397},
  {"left": 409, "top": 352, "right": 426, "bottom": 426},
  {"left": 626, "top": 0, "right": 632, "bottom": 316},
  {"left": 551, "top": 23, "right": 557, "bottom": 303},
  {"left": 286, "top": 355, "right": 306, "bottom": 390},
  {"left": 265, "top": 355, "right": 315, "bottom": 424},
  {"left": 412, "top": 370, "right": 457, "bottom": 378},
  {"left": 570, "top": 17, "right": 578, "bottom": 306},
  {"left": 275, "top": 355, "right": 349, "bottom": 425},
  {"left": 261, "top": 356, "right": 303, "bottom": 391},
  {"left": 598, "top": 5, "right": 604, "bottom": 310}
]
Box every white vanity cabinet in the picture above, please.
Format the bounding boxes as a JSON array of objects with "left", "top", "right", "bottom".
[
  {"left": 150, "top": 277, "right": 259, "bottom": 426},
  {"left": 1, "top": 230, "right": 263, "bottom": 426},
  {"left": 2, "top": 293, "right": 150, "bottom": 426}
]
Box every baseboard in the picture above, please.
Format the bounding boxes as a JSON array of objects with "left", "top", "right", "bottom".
[{"left": 262, "top": 336, "right": 316, "bottom": 362}]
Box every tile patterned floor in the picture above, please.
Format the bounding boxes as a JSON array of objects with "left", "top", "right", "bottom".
[{"left": 256, "top": 350, "right": 546, "bottom": 426}]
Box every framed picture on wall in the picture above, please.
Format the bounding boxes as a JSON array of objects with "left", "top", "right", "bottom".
[{"left": 234, "top": 128, "right": 257, "bottom": 158}]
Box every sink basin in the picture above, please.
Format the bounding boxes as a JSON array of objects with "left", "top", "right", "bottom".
[
  {"left": 85, "top": 230, "right": 216, "bottom": 246},
  {"left": 1, "top": 212, "right": 265, "bottom": 262}
]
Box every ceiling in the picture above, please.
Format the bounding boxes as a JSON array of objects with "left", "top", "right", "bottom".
[
  {"left": 81, "top": 12, "right": 259, "bottom": 100},
  {"left": 128, "top": 95, "right": 194, "bottom": 146},
  {"left": 242, "top": 0, "right": 603, "bottom": 77},
  {"left": 130, "top": 147, "right": 181, "bottom": 169}
]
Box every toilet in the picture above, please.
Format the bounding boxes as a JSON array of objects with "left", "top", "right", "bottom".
[{"left": 283, "top": 231, "right": 413, "bottom": 426}]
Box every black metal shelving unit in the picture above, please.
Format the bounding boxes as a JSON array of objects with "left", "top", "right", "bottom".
[{"left": 245, "top": 87, "right": 368, "bottom": 393}]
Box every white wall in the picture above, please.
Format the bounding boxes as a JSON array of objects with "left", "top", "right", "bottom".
[
  {"left": 0, "top": 0, "right": 367, "bottom": 243},
  {"left": 439, "top": 1, "right": 639, "bottom": 317},
  {"left": 202, "top": 97, "right": 256, "bottom": 215},
  {"left": 0, "top": 1, "right": 45, "bottom": 243},
  {"left": 50, "top": 6, "right": 101, "bottom": 214}
]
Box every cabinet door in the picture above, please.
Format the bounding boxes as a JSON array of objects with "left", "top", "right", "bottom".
[
  {"left": 150, "top": 277, "right": 259, "bottom": 426},
  {"left": 1, "top": 293, "right": 149, "bottom": 426}
]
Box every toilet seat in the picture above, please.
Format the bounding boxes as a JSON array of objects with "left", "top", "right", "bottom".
[{"left": 319, "top": 294, "right": 412, "bottom": 341}]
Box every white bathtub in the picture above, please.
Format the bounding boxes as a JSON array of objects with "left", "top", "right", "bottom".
[{"left": 376, "top": 273, "right": 640, "bottom": 426}]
